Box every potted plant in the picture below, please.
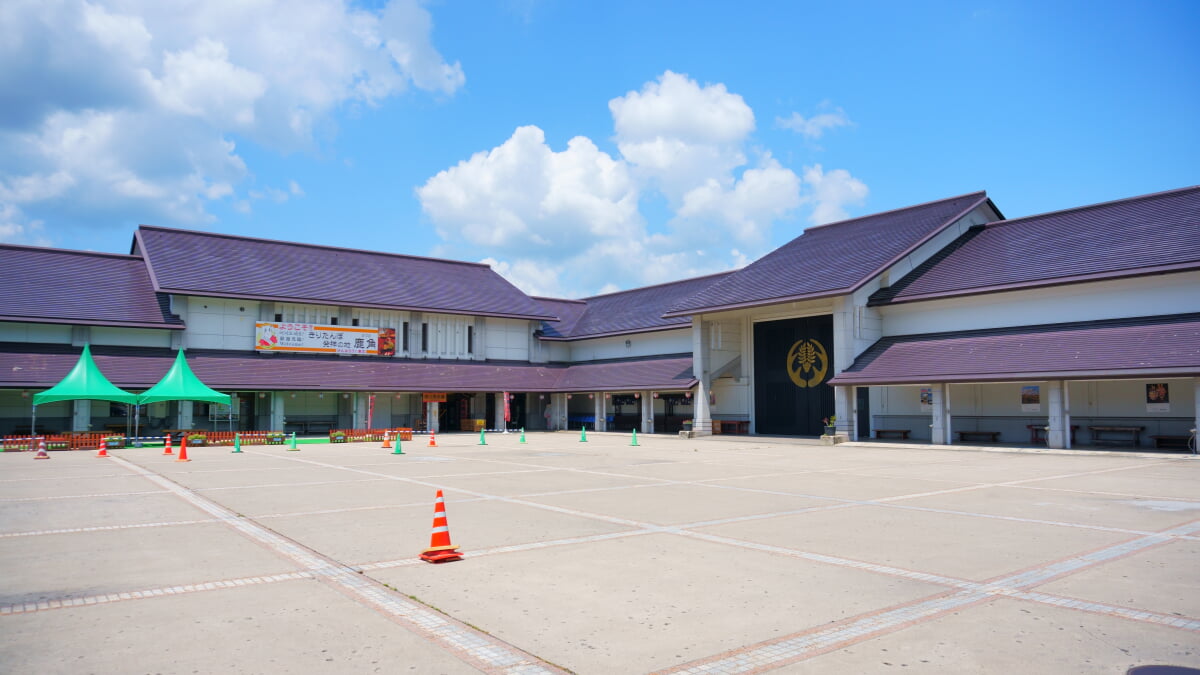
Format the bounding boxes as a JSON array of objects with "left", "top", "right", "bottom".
[
  {"left": 330, "top": 430, "right": 347, "bottom": 443},
  {"left": 682, "top": 419, "right": 693, "bottom": 432},
  {"left": 186, "top": 433, "right": 207, "bottom": 447},
  {"left": 822, "top": 416, "right": 837, "bottom": 436}
]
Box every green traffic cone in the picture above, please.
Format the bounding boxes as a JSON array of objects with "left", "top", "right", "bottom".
[
  {"left": 519, "top": 428, "right": 526, "bottom": 444},
  {"left": 392, "top": 437, "right": 404, "bottom": 455},
  {"left": 288, "top": 432, "right": 298, "bottom": 451},
  {"left": 630, "top": 428, "right": 639, "bottom": 446},
  {"left": 478, "top": 429, "right": 487, "bottom": 446},
  {"left": 580, "top": 426, "right": 588, "bottom": 442},
  {"left": 232, "top": 433, "right": 242, "bottom": 453}
]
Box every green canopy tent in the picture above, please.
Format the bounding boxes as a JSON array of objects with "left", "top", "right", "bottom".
[
  {"left": 30, "top": 344, "right": 138, "bottom": 437},
  {"left": 135, "top": 350, "right": 232, "bottom": 439}
]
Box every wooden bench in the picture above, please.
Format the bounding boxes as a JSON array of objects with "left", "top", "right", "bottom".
[
  {"left": 712, "top": 420, "right": 750, "bottom": 435},
  {"left": 956, "top": 430, "right": 1001, "bottom": 443},
  {"left": 1088, "top": 425, "right": 1144, "bottom": 447},
  {"left": 1150, "top": 435, "right": 1191, "bottom": 450},
  {"left": 874, "top": 429, "right": 910, "bottom": 440}
]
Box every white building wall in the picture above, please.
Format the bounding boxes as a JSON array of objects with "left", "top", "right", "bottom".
[
  {"left": 424, "top": 313, "right": 474, "bottom": 359},
  {"left": 879, "top": 271, "right": 1200, "bottom": 337},
  {"left": 542, "top": 341, "right": 571, "bottom": 362},
  {"left": 90, "top": 327, "right": 173, "bottom": 348},
  {"left": 0, "top": 322, "right": 72, "bottom": 344},
  {"left": 568, "top": 329, "right": 690, "bottom": 362},
  {"left": 273, "top": 302, "right": 341, "bottom": 325},
  {"left": 182, "top": 297, "right": 259, "bottom": 350},
  {"left": 485, "top": 318, "right": 531, "bottom": 361}
]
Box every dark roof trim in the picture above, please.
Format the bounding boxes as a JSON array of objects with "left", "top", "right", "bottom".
[
  {"left": 0, "top": 316, "right": 185, "bottom": 331},
  {"left": 870, "top": 261, "right": 1200, "bottom": 307}
]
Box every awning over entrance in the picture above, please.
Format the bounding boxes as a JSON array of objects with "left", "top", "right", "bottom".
[
  {"left": 830, "top": 313, "right": 1200, "bottom": 386},
  {"left": 0, "top": 343, "right": 696, "bottom": 393}
]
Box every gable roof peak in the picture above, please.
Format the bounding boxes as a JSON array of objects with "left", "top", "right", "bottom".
[
  {"left": 981, "top": 184, "right": 1200, "bottom": 230},
  {"left": 803, "top": 190, "right": 990, "bottom": 233}
]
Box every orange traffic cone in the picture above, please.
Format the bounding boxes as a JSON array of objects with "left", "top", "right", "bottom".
[
  {"left": 163, "top": 434, "right": 173, "bottom": 455},
  {"left": 382, "top": 430, "right": 392, "bottom": 449},
  {"left": 175, "top": 436, "right": 191, "bottom": 462},
  {"left": 419, "top": 490, "right": 462, "bottom": 563},
  {"left": 427, "top": 431, "right": 437, "bottom": 447},
  {"left": 96, "top": 438, "right": 109, "bottom": 458},
  {"left": 33, "top": 437, "right": 51, "bottom": 460}
]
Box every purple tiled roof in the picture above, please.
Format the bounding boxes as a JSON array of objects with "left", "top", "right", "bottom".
[
  {"left": 664, "top": 192, "right": 993, "bottom": 316},
  {"left": 538, "top": 273, "right": 731, "bottom": 339},
  {"left": 0, "top": 245, "right": 182, "bottom": 329},
  {"left": 0, "top": 344, "right": 695, "bottom": 393},
  {"left": 135, "top": 226, "right": 554, "bottom": 320},
  {"left": 870, "top": 185, "right": 1200, "bottom": 306},
  {"left": 534, "top": 297, "right": 589, "bottom": 338},
  {"left": 829, "top": 313, "right": 1200, "bottom": 385},
  {"left": 555, "top": 356, "right": 695, "bottom": 390}
]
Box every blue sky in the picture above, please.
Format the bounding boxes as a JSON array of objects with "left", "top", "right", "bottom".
[{"left": 2, "top": 1, "right": 1197, "bottom": 297}]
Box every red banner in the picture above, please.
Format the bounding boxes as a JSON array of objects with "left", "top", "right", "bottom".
[{"left": 503, "top": 391, "right": 511, "bottom": 423}]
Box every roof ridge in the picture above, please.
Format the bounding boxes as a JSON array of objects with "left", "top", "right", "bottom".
[
  {"left": 137, "top": 225, "right": 494, "bottom": 270},
  {"left": 581, "top": 270, "right": 733, "bottom": 300},
  {"left": 803, "top": 190, "right": 987, "bottom": 232},
  {"left": 532, "top": 296, "right": 588, "bottom": 305},
  {"left": 979, "top": 184, "right": 1200, "bottom": 230},
  {"left": 0, "top": 243, "right": 143, "bottom": 260}
]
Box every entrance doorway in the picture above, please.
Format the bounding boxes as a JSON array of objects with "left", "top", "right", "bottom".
[{"left": 753, "top": 315, "right": 835, "bottom": 436}]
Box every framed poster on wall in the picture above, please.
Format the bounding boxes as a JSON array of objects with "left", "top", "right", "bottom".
[
  {"left": 1146, "top": 383, "right": 1170, "bottom": 413},
  {"left": 1020, "top": 385, "right": 1041, "bottom": 412}
]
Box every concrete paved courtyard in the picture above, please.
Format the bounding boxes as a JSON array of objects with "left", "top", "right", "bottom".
[{"left": 1, "top": 432, "right": 1198, "bottom": 674}]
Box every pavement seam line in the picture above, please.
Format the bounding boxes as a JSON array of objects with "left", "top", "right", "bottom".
[{"left": 107, "top": 455, "right": 568, "bottom": 675}]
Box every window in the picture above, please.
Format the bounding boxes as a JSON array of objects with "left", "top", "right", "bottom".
[
  {"left": 421, "top": 323, "right": 428, "bottom": 352},
  {"left": 330, "top": 317, "right": 338, "bottom": 325},
  {"left": 402, "top": 322, "right": 409, "bottom": 352},
  {"left": 467, "top": 325, "right": 474, "bottom": 354},
  {"left": 274, "top": 313, "right": 282, "bottom": 322},
  {"left": 352, "top": 318, "right": 360, "bottom": 327}
]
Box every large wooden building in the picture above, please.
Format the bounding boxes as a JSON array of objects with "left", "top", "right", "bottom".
[{"left": 2, "top": 186, "right": 1197, "bottom": 449}]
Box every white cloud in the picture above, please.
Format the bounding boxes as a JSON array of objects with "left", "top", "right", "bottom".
[
  {"left": 801, "top": 164, "right": 869, "bottom": 225},
  {"left": 149, "top": 38, "right": 267, "bottom": 127},
  {"left": 675, "top": 154, "right": 802, "bottom": 244},
  {"left": 0, "top": 0, "right": 461, "bottom": 243},
  {"left": 419, "top": 71, "right": 868, "bottom": 297},
  {"left": 776, "top": 107, "right": 852, "bottom": 139},
  {"left": 481, "top": 257, "right": 563, "bottom": 297},
  {"left": 418, "top": 125, "right": 640, "bottom": 253},
  {"left": 610, "top": 70, "right": 754, "bottom": 202}
]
